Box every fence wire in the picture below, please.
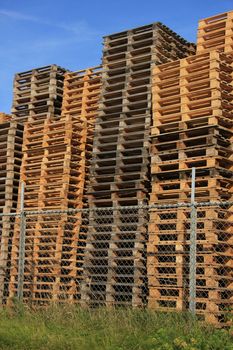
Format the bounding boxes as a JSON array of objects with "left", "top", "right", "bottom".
[{"left": 0, "top": 201, "right": 232, "bottom": 326}]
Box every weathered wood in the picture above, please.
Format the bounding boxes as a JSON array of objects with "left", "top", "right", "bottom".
[
  {"left": 9, "top": 66, "right": 102, "bottom": 303},
  {"left": 81, "top": 23, "right": 195, "bottom": 308},
  {"left": 149, "top": 47, "right": 233, "bottom": 326}
]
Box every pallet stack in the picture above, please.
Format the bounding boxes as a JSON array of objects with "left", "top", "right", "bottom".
[
  {"left": 0, "top": 8, "right": 231, "bottom": 325},
  {"left": 8, "top": 65, "right": 66, "bottom": 302},
  {"left": 0, "top": 114, "right": 23, "bottom": 215},
  {"left": 197, "top": 10, "right": 233, "bottom": 54},
  {"left": 81, "top": 23, "right": 195, "bottom": 307},
  {"left": 148, "top": 45, "right": 233, "bottom": 323},
  {"left": 11, "top": 65, "right": 65, "bottom": 122},
  {"left": 0, "top": 113, "right": 23, "bottom": 302},
  {"left": 62, "top": 66, "right": 102, "bottom": 209},
  {"left": 11, "top": 65, "right": 66, "bottom": 208},
  {"left": 57, "top": 66, "right": 102, "bottom": 302},
  {"left": 8, "top": 66, "right": 102, "bottom": 303}
]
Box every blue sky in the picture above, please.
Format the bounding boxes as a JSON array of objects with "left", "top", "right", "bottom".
[{"left": 0, "top": 0, "right": 232, "bottom": 112}]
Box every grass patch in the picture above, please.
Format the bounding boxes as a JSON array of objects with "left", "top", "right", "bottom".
[{"left": 0, "top": 303, "right": 231, "bottom": 349}]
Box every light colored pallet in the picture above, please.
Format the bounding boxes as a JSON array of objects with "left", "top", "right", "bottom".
[
  {"left": 197, "top": 11, "right": 233, "bottom": 30},
  {"left": 197, "top": 11, "right": 233, "bottom": 54},
  {"left": 9, "top": 66, "right": 101, "bottom": 303}
]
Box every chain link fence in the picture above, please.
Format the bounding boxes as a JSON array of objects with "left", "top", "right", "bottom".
[
  {"left": 0, "top": 201, "right": 232, "bottom": 326},
  {"left": 148, "top": 201, "right": 233, "bottom": 325}
]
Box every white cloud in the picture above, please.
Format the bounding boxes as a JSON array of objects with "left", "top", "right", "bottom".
[
  {"left": 0, "top": 9, "right": 39, "bottom": 22},
  {"left": 0, "top": 8, "right": 98, "bottom": 37},
  {"left": 0, "top": 8, "right": 100, "bottom": 56}
]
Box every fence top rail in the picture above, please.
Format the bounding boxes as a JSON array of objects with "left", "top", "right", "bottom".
[
  {"left": 0, "top": 212, "right": 20, "bottom": 218},
  {"left": 0, "top": 201, "right": 232, "bottom": 217}
]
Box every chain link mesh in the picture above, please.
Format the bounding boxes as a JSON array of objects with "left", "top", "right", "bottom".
[{"left": 0, "top": 201, "right": 231, "bottom": 326}]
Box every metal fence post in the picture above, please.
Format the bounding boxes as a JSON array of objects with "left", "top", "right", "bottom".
[
  {"left": 189, "top": 168, "right": 197, "bottom": 314},
  {"left": 17, "top": 182, "right": 26, "bottom": 301}
]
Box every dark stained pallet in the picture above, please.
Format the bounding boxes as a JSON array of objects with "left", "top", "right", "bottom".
[
  {"left": 0, "top": 118, "right": 23, "bottom": 303},
  {"left": 82, "top": 20, "right": 197, "bottom": 309}
]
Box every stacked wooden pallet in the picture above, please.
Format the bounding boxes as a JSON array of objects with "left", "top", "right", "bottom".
[
  {"left": 0, "top": 113, "right": 23, "bottom": 303},
  {"left": 0, "top": 113, "right": 11, "bottom": 122},
  {"left": 62, "top": 66, "right": 102, "bottom": 208},
  {"left": 58, "top": 67, "right": 102, "bottom": 303},
  {"left": 9, "top": 65, "right": 66, "bottom": 302},
  {"left": 81, "top": 23, "right": 195, "bottom": 307},
  {"left": 0, "top": 115, "right": 23, "bottom": 215},
  {"left": 148, "top": 50, "right": 233, "bottom": 324},
  {"left": 11, "top": 65, "right": 66, "bottom": 208},
  {"left": 11, "top": 65, "right": 65, "bottom": 122},
  {"left": 8, "top": 66, "right": 102, "bottom": 304},
  {"left": 197, "top": 10, "right": 233, "bottom": 54}
]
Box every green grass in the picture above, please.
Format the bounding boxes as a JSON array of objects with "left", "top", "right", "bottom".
[{"left": 0, "top": 303, "right": 232, "bottom": 350}]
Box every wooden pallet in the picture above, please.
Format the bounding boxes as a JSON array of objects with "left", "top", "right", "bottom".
[
  {"left": 150, "top": 46, "right": 233, "bottom": 325},
  {"left": 81, "top": 206, "right": 147, "bottom": 307},
  {"left": 9, "top": 212, "right": 87, "bottom": 303},
  {"left": 152, "top": 52, "right": 233, "bottom": 137},
  {"left": 148, "top": 287, "right": 232, "bottom": 325},
  {"left": 0, "top": 118, "right": 23, "bottom": 303},
  {"left": 11, "top": 65, "right": 66, "bottom": 122},
  {"left": 8, "top": 66, "right": 101, "bottom": 303},
  {"left": 147, "top": 200, "right": 233, "bottom": 325},
  {"left": 81, "top": 23, "right": 195, "bottom": 307},
  {"left": 150, "top": 172, "right": 233, "bottom": 203},
  {"left": 197, "top": 11, "right": 233, "bottom": 54}
]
